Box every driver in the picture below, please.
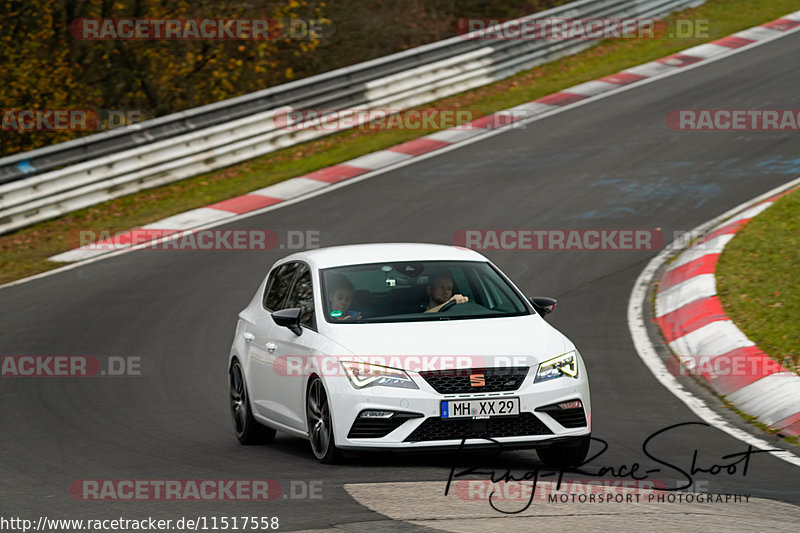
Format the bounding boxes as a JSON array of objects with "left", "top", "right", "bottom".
[
  {"left": 327, "top": 274, "right": 361, "bottom": 320},
  {"left": 423, "top": 272, "right": 469, "bottom": 313}
]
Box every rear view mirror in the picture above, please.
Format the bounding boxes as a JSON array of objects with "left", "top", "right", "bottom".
[
  {"left": 272, "top": 308, "right": 303, "bottom": 336},
  {"left": 529, "top": 296, "right": 557, "bottom": 316}
]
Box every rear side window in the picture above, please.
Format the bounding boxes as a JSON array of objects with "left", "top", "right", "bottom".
[{"left": 263, "top": 263, "right": 298, "bottom": 310}]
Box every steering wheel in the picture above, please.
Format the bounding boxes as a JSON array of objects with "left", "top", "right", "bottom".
[{"left": 437, "top": 299, "right": 458, "bottom": 313}]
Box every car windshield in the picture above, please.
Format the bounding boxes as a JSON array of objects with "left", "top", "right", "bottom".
[{"left": 320, "top": 260, "right": 530, "bottom": 323}]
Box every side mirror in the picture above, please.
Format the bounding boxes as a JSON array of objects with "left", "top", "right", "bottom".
[
  {"left": 529, "top": 296, "right": 557, "bottom": 316},
  {"left": 272, "top": 308, "right": 303, "bottom": 336}
]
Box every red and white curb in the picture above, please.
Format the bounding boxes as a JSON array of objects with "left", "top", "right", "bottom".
[
  {"left": 50, "top": 10, "right": 800, "bottom": 263},
  {"left": 655, "top": 187, "right": 800, "bottom": 438}
]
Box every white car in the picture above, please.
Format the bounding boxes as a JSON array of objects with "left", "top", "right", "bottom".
[{"left": 228, "top": 243, "right": 591, "bottom": 465}]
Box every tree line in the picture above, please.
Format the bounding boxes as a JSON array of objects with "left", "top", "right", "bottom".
[{"left": 0, "top": 0, "right": 567, "bottom": 157}]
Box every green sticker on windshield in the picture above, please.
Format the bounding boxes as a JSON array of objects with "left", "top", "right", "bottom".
[{"left": 330, "top": 310, "right": 343, "bottom": 317}]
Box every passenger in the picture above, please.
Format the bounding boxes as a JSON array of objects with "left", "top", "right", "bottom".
[
  {"left": 327, "top": 274, "right": 361, "bottom": 320},
  {"left": 423, "top": 272, "right": 468, "bottom": 313}
]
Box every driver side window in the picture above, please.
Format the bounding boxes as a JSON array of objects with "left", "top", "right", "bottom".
[
  {"left": 286, "top": 265, "right": 316, "bottom": 330},
  {"left": 263, "top": 263, "right": 298, "bottom": 311}
]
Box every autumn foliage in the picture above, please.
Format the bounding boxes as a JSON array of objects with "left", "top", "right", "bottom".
[{"left": 0, "top": 0, "right": 568, "bottom": 158}]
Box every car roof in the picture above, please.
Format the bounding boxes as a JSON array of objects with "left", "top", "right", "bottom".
[{"left": 278, "top": 243, "right": 488, "bottom": 270}]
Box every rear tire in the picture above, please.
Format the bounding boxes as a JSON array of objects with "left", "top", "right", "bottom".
[
  {"left": 537, "top": 435, "right": 590, "bottom": 468},
  {"left": 229, "top": 359, "right": 276, "bottom": 445}
]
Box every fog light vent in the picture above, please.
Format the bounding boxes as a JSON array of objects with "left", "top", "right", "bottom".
[{"left": 359, "top": 410, "right": 395, "bottom": 419}]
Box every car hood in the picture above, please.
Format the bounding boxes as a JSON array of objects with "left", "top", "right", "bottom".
[{"left": 319, "top": 315, "right": 570, "bottom": 369}]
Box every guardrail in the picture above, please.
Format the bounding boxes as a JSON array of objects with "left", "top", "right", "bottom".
[{"left": 0, "top": 0, "right": 705, "bottom": 235}]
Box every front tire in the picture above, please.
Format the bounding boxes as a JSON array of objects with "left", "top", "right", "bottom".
[
  {"left": 229, "top": 359, "right": 276, "bottom": 444},
  {"left": 537, "top": 435, "right": 590, "bottom": 468},
  {"left": 306, "top": 376, "right": 342, "bottom": 464}
]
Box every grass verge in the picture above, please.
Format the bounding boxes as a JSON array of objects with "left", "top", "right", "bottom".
[
  {"left": 3, "top": 0, "right": 800, "bottom": 285},
  {"left": 716, "top": 187, "right": 800, "bottom": 371}
]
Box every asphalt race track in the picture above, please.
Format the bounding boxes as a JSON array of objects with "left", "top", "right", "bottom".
[{"left": 2, "top": 28, "right": 800, "bottom": 532}]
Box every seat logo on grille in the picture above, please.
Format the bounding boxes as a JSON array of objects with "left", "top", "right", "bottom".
[{"left": 469, "top": 373, "right": 485, "bottom": 387}]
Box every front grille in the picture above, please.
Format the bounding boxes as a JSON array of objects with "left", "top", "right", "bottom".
[
  {"left": 404, "top": 412, "right": 552, "bottom": 442},
  {"left": 541, "top": 407, "right": 587, "bottom": 428},
  {"left": 418, "top": 366, "right": 530, "bottom": 394},
  {"left": 348, "top": 412, "right": 422, "bottom": 439}
]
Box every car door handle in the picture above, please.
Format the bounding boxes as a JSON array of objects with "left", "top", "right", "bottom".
[
  {"left": 265, "top": 342, "right": 277, "bottom": 353},
  {"left": 243, "top": 332, "right": 254, "bottom": 342}
]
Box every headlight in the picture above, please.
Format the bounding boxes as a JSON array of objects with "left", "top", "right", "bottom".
[
  {"left": 340, "top": 361, "right": 418, "bottom": 389},
  {"left": 534, "top": 351, "right": 578, "bottom": 383}
]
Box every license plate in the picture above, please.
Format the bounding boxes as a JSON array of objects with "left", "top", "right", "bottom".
[{"left": 441, "top": 397, "right": 520, "bottom": 419}]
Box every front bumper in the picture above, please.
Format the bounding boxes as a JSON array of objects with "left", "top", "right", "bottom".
[{"left": 326, "top": 359, "right": 591, "bottom": 451}]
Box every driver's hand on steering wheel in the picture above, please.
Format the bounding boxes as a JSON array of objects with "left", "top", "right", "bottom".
[{"left": 425, "top": 294, "right": 469, "bottom": 313}]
